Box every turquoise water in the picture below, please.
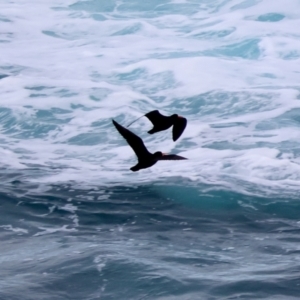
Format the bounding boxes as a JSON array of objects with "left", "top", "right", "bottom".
[{"left": 1, "top": 0, "right": 300, "bottom": 299}]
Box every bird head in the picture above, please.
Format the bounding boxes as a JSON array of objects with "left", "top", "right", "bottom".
[
  {"left": 171, "top": 114, "right": 179, "bottom": 120},
  {"left": 153, "top": 151, "right": 164, "bottom": 158}
]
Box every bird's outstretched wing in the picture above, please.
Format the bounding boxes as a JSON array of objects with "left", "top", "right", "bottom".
[
  {"left": 172, "top": 117, "right": 187, "bottom": 141},
  {"left": 145, "top": 110, "right": 167, "bottom": 126},
  {"left": 159, "top": 154, "right": 187, "bottom": 160},
  {"left": 112, "top": 120, "right": 151, "bottom": 160}
]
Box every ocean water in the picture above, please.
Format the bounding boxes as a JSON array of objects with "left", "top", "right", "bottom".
[{"left": 1, "top": 0, "right": 300, "bottom": 299}]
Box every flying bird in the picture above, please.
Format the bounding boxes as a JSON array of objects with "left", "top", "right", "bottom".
[
  {"left": 112, "top": 119, "right": 187, "bottom": 172},
  {"left": 127, "top": 110, "right": 187, "bottom": 141}
]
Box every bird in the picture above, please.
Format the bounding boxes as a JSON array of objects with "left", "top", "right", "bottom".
[
  {"left": 127, "top": 110, "right": 187, "bottom": 141},
  {"left": 112, "top": 119, "right": 187, "bottom": 172}
]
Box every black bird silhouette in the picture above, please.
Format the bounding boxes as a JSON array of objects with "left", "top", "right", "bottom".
[
  {"left": 112, "top": 119, "right": 187, "bottom": 172},
  {"left": 127, "top": 110, "right": 187, "bottom": 141}
]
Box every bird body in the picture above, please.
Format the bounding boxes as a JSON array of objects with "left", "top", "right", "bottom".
[
  {"left": 112, "top": 120, "right": 187, "bottom": 171},
  {"left": 145, "top": 110, "right": 187, "bottom": 141},
  {"left": 130, "top": 152, "right": 163, "bottom": 172}
]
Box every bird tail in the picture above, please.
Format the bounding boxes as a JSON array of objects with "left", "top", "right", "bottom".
[
  {"left": 127, "top": 115, "right": 145, "bottom": 128},
  {"left": 147, "top": 128, "right": 156, "bottom": 134},
  {"left": 130, "top": 164, "right": 140, "bottom": 172}
]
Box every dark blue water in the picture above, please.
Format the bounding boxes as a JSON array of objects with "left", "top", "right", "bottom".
[{"left": 1, "top": 181, "right": 300, "bottom": 299}]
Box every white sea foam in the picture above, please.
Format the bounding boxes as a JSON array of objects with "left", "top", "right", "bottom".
[
  {"left": 1, "top": 0, "right": 300, "bottom": 196},
  {"left": 0, "top": 225, "right": 28, "bottom": 234},
  {"left": 33, "top": 225, "right": 77, "bottom": 236}
]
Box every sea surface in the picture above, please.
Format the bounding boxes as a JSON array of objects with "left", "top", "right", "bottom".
[{"left": 1, "top": 0, "right": 300, "bottom": 299}]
